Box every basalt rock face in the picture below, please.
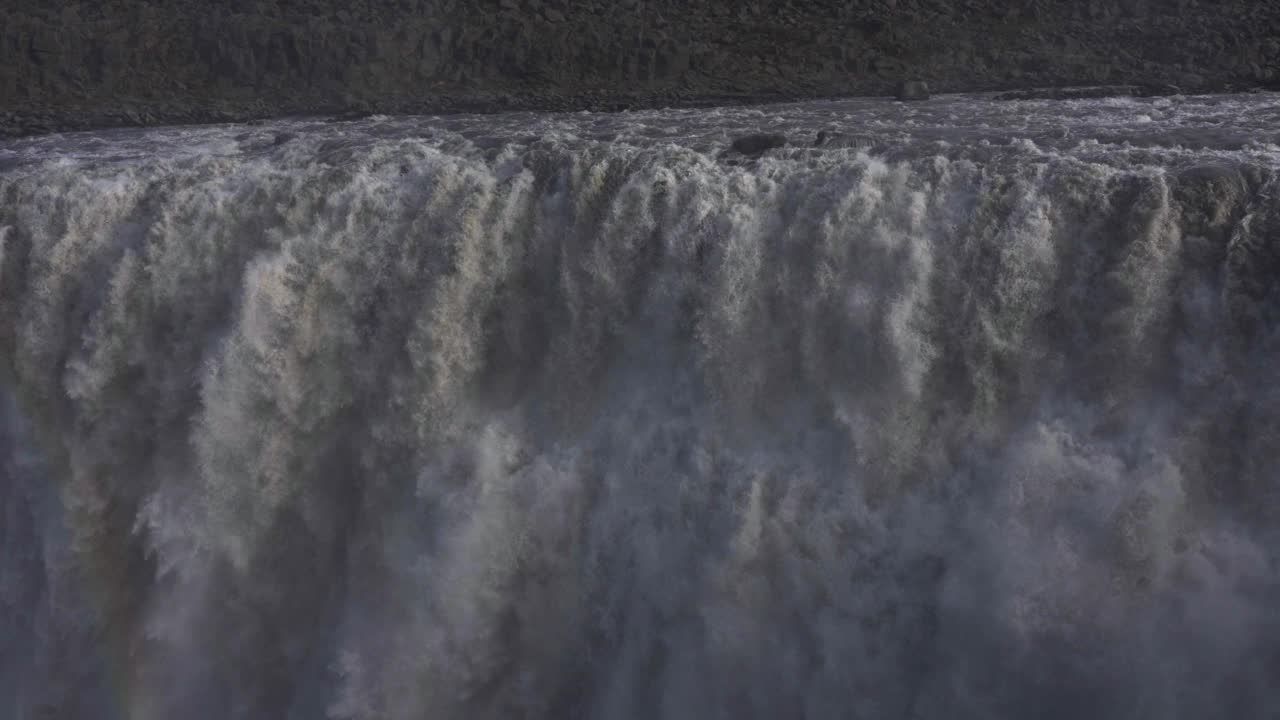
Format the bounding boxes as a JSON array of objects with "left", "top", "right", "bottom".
[{"left": 1, "top": 1, "right": 1279, "bottom": 133}]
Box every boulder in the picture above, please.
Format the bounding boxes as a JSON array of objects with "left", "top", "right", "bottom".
[
  {"left": 896, "top": 80, "right": 930, "bottom": 101},
  {"left": 729, "top": 133, "right": 788, "bottom": 156}
]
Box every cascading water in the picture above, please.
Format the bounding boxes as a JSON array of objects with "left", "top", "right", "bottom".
[{"left": 1, "top": 94, "right": 1278, "bottom": 720}]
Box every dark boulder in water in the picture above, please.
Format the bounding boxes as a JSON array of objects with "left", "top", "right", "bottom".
[
  {"left": 729, "top": 133, "right": 788, "bottom": 156},
  {"left": 896, "top": 80, "right": 930, "bottom": 101}
]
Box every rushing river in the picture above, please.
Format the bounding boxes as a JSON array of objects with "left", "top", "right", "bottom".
[{"left": 2, "top": 93, "right": 1279, "bottom": 719}]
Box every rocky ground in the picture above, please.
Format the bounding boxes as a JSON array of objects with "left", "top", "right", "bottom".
[{"left": 2, "top": 0, "right": 1279, "bottom": 137}]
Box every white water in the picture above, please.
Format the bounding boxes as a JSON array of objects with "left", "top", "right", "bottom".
[{"left": 1, "top": 94, "right": 1279, "bottom": 719}]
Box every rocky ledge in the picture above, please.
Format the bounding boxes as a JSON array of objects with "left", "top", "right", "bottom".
[{"left": 2, "top": 1, "right": 1279, "bottom": 137}]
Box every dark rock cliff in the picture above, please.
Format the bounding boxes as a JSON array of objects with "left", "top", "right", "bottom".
[{"left": 2, "top": 0, "right": 1279, "bottom": 135}]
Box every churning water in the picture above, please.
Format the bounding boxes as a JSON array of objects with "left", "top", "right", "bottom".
[{"left": 1, "top": 93, "right": 1279, "bottom": 719}]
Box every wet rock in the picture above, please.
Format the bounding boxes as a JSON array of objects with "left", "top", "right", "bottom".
[
  {"left": 1178, "top": 73, "right": 1208, "bottom": 92},
  {"left": 896, "top": 80, "right": 930, "bottom": 101},
  {"left": 729, "top": 133, "right": 788, "bottom": 156}
]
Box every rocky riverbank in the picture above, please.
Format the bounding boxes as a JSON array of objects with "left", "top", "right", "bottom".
[{"left": 3, "top": 0, "right": 1279, "bottom": 137}]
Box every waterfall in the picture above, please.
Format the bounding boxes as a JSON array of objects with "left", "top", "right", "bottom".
[{"left": 1, "top": 99, "right": 1278, "bottom": 719}]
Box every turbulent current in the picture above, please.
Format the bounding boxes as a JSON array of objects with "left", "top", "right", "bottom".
[{"left": 1, "top": 94, "right": 1279, "bottom": 719}]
